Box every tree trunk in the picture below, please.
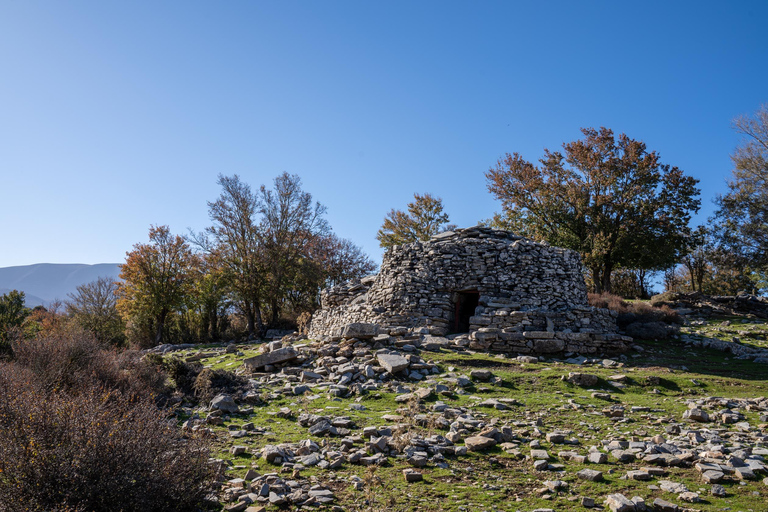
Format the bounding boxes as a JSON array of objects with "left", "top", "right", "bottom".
[
  {"left": 254, "top": 306, "right": 264, "bottom": 339},
  {"left": 200, "top": 308, "right": 210, "bottom": 341},
  {"left": 601, "top": 262, "right": 613, "bottom": 295},
  {"left": 270, "top": 297, "right": 280, "bottom": 327},
  {"left": 244, "top": 303, "right": 256, "bottom": 339},
  {"left": 211, "top": 308, "right": 218, "bottom": 340},
  {"left": 591, "top": 266, "right": 603, "bottom": 294},
  {"left": 154, "top": 310, "right": 167, "bottom": 346}
]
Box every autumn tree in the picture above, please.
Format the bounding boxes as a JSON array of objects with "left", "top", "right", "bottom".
[
  {"left": 665, "top": 248, "right": 756, "bottom": 295},
  {"left": 117, "top": 225, "right": 198, "bottom": 347},
  {"left": 67, "top": 277, "right": 126, "bottom": 346},
  {"left": 712, "top": 104, "right": 768, "bottom": 271},
  {"left": 313, "top": 233, "right": 378, "bottom": 287},
  {"left": 376, "top": 193, "right": 452, "bottom": 248},
  {"left": 205, "top": 174, "right": 265, "bottom": 339},
  {"left": 258, "top": 172, "right": 329, "bottom": 326},
  {"left": 486, "top": 127, "right": 701, "bottom": 294},
  {"left": 284, "top": 232, "right": 378, "bottom": 314}
]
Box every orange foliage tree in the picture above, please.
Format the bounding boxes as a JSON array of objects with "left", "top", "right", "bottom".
[{"left": 117, "top": 225, "right": 199, "bottom": 347}]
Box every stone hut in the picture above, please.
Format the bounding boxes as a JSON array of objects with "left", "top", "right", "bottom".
[{"left": 309, "top": 226, "right": 630, "bottom": 355}]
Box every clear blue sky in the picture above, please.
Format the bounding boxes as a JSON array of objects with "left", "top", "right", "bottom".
[{"left": 1, "top": 1, "right": 766, "bottom": 268}]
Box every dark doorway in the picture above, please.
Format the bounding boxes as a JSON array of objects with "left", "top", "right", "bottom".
[{"left": 451, "top": 291, "right": 479, "bottom": 334}]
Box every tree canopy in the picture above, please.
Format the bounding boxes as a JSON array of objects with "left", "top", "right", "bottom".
[
  {"left": 486, "top": 127, "right": 701, "bottom": 293},
  {"left": 117, "top": 225, "right": 198, "bottom": 347},
  {"left": 201, "top": 173, "right": 376, "bottom": 339},
  {"left": 67, "top": 276, "right": 125, "bottom": 347},
  {"left": 376, "top": 193, "right": 452, "bottom": 248},
  {"left": 713, "top": 104, "right": 768, "bottom": 272}
]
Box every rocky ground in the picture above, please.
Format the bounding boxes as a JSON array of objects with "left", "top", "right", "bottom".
[{"left": 156, "top": 314, "right": 768, "bottom": 512}]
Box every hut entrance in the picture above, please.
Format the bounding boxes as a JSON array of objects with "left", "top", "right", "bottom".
[{"left": 451, "top": 291, "right": 479, "bottom": 334}]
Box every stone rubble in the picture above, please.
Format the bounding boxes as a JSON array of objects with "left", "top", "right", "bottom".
[{"left": 178, "top": 330, "right": 768, "bottom": 511}]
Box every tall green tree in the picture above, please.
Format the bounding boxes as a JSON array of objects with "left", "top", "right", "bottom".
[
  {"left": 376, "top": 193, "right": 452, "bottom": 248},
  {"left": 190, "top": 251, "right": 231, "bottom": 342},
  {"left": 117, "top": 225, "right": 198, "bottom": 347},
  {"left": 713, "top": 104, "right": 768, "bottom": 271},
  {"left": 486, "top": 127, "right": 701, "bottom": 293}
]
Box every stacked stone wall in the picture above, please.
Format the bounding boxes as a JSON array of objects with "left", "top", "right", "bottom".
[{"left": 309, "top": 226, "right": 630, "bottom": 355}]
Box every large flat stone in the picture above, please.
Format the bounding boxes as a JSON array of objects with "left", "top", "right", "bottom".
[
  {"left": 243, "top": 346, "right": 297, "bottom": 369},
  {"left": 577, "top": 468, "right": 603, "bottom": 481},
  {"left": 377, "top": 353, "right": 409, "bottom": 373},
  {"left": 565, "top": 372, "right": 598, "bottom": 386},
  {"left": 341, "top": 322, "right": 379, "bottom": 339},
  {"left": 604, "top": 494, "right": 636, "bottom": 512},
  {"left": 464, "top": 436, "right": 497, "bottom": 451}
]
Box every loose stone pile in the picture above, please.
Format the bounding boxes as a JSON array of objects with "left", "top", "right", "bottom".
[
  {"left": 173, "top": 334, "right": 768, "bottom": 512},
  {"left": 309, "top": 226, "right": 631, "bottom": 356}
]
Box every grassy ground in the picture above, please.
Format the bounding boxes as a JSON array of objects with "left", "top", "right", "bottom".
[{"left": 168, "top": 318, "right": 768, "bottom": 512}]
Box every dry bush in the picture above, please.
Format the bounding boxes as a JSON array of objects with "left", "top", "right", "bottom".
[
  {"left": 192, "top": 367, "right": 248, "bottom": 402},
  {"left": 588, "top": 292, "right": 629, "bottom": 312},
  {"left": 589, "top": 292, "right": 682, "bottom": 337},
  {"left": 11, "top": 329, "right": 167, "bottom": 400},
  {"left": 0, "top": 364, "right": 217, "bottom": 512},
  {"left": 162, "top": 357, "right": 202, "bottom": 396},
  {"left": 616, "top": 302, "right": 683, "bottom": 328},
  {"left": 158, "top": 358, "right": 248, "bottom": 402}
]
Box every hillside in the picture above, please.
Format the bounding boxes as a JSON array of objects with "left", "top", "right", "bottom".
[{"left": 0, "top": 263, "right": 121, "bottom": 307}]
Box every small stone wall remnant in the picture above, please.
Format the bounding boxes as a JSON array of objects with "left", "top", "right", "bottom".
[{"left": 309, "top": 226, "right": 629, "bottom": 355}]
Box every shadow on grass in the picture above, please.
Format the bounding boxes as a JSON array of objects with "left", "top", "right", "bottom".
[{"left": 621, "top": 339, "right": 768, "bottom": 381}]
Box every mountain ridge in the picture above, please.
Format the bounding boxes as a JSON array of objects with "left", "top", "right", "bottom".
[{"left": 0, "top": 263, "right": 122, "bottom": 307}]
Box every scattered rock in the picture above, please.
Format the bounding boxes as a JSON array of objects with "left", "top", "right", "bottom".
[{"left": 564, "top": 372, "right": 598, "bottom": 386}]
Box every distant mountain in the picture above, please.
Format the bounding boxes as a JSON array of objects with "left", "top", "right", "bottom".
[{"left": 0, "top": 263, "right": 121, "bottom": 307}]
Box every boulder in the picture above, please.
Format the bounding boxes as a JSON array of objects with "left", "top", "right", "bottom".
[
  {"left": 210, "top": 394, "right": 239, "bottom": 414},
  {"left": 604, "top": 494, "right": 636, "bottom": 512},
  {"left": 464, "top": 436, "right": 497, "bottom": 451},
  {"left": 341, "top": 322, "right": 379, "bottom": 339},
  {"left": 577, "top": 468, "right": 603, "bottom": 482},
  {"left": 377, "top": 353, "right": 409, "bottom": 373},
  {"left": 243, "top": 346, "right": 297, "bottom": 370},
  {"left": 564, "top": 372, "right": 598, "bottom": 387},
  {"left": 682, "top": 408, "right": 710, "bottom": 422}
]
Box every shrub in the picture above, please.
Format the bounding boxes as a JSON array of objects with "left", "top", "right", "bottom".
[
  {"left": 163, "top": 357, "right": 202, "bottom": 396},
  {"left": 193, "top": 367, "right": 249, "bottom": 402},
  {"left": 0, "top": 364, "right": 217, "bottom": 512},
  {"left": 589, "top": 292, "right": 682, "bottom": 338},
  {"left": 11, "top": 330, "right": 167, "bottom": 400},
  {"left": 588, "top": 292, "right": 629, "bottom": 312}
]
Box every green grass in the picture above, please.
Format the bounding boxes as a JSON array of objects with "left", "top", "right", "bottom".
[{"left": 164, "top": 328, "right": 768, "bottom": 512}]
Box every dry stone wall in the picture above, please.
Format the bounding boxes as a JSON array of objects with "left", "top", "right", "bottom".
[{"left": 309, "top": 226, "right": 630, "bottom": 355}]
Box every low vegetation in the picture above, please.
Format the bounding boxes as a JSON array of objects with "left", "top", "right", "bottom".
[
  {"left": 146, "top": 308, "right": 768, "bottom": 512},
  {"left": 0, "top": 331, "right": 218, "bottom": 512}
]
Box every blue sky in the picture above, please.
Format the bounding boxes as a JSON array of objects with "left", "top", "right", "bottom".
[{"left": 1, "top": 1, "right": 766, "bottom": 268}]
